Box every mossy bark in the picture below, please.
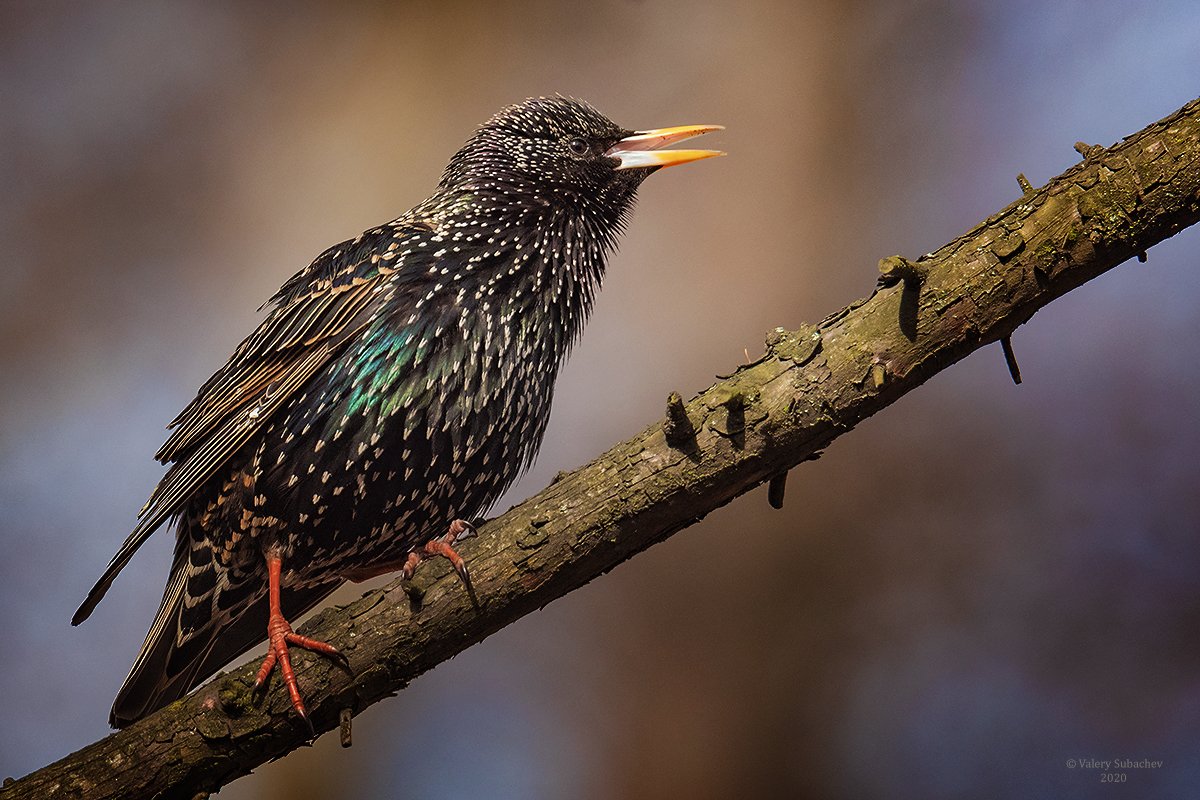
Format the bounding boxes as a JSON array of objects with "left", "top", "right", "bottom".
[{"left": 5, "top": 97, "right": 1200, "bottom": 800}]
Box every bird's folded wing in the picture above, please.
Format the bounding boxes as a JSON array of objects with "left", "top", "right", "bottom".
[{"left": 73, "top": 230, "right": 409, "bottom": 624}]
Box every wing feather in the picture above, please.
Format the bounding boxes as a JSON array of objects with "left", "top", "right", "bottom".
[
  {"left": 157, "top": 278, "right": 379, "bottom": 461},
  {"left": 73, "top": 230, "right": 405, "bottom": 625}
]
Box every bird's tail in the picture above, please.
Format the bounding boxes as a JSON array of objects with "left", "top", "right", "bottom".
[{"left": 110, "top": 532, "right": 340, "bottom": 727}]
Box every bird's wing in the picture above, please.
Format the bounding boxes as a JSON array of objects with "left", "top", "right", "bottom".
[{"left": 74, "top": 225, "right": 420, "bottom": 625}]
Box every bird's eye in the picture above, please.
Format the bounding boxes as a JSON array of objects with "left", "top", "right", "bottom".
[{"left": 568, "top": 137, "right": 589, "bottom": 156}]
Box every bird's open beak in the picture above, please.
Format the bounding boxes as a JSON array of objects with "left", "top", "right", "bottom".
[{"left": 606, "top": 124, "right": 725, "bottom": 170}]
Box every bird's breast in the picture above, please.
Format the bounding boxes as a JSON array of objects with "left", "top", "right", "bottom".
[{"left": 253, "top": 286, "right": 568, "bottom": 571}]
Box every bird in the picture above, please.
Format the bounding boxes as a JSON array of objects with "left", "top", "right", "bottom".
[{"left": 72, "top": 96, "right": 723, "bottom": 729}]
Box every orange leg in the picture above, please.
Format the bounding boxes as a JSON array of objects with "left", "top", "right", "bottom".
[
  {"left": 254, "top": 553, "right": 344, "bottom": 728},
  {"left": 344, "top": 519, "right": 478, "bottom": 606}
]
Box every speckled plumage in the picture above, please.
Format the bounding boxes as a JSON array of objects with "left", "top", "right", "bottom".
[{"left": 74, "top": 97, "right": 721, "bottom": 727}]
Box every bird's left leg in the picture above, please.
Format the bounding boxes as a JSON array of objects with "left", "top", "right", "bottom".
[
  {"left": 404, "top": 519, "right": 476, "bottom": 586},
  {"left": 254, "top": 552, "right": 345, "bottom": 727},
  {"left": 344, "top": 519, "right": 478, "bottom": 605}
]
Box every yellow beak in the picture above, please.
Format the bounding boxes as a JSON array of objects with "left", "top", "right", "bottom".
[{"left": 606, "top": 124, "right": 725, "bottom": 170}]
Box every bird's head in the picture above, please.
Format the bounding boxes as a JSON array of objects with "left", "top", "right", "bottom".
[{"left": 439, "top": 97, "right": 722, "bottom": 237}]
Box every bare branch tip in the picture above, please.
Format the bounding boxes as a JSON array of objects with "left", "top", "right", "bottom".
[
  {"left": 877, "top": 255, "right": 925, "bottom": 288},
  {"left": 767, "top": 472, "right": 788, "bottom": 510},
  {"left": 664, "top": 391, "right": 697, "bottom": 449},
  {"left": 870, "top": 362, "right": 886, "bottom": 389},
  {"left": 1000, "top": 336, "right": 1023, "bottom": 385}
]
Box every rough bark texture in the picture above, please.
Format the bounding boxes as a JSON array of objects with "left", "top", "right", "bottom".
[{"left": 5, "top": 97, "right": 1200, "bottom": 800}]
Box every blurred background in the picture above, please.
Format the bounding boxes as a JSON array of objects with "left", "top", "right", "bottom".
[{"left": 3, "top": 1, "right": 1199, "bottom": 798}]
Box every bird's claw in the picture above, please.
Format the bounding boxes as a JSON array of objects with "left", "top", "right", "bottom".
[{"left": 402, "top": 519, "right": 480, "bottom": 608}]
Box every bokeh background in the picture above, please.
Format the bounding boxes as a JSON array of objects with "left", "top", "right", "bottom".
[{"left": 3, "top": 1, "right": 1200, "bottom": 798}]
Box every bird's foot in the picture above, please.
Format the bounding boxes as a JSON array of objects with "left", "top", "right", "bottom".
[
  {"left": 402, "top": 519, "right": 479, "bottom": 607},
  {"left": 342, "top": 520, "right": 480, "bottom": 605},
  {"left": 254, "top": 554, "right": 346, "bottom": 732},
  {"left": 254, "top": 611, "right": 344, "bottom": 730}
]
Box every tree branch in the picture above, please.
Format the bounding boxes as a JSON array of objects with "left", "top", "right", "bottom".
[{"left": 6, "top": 97, "right": 1200, "bottom": 800}]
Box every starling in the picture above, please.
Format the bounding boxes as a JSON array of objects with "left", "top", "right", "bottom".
[{"left": 73, "top": 97, "right": 723, "bottom": 728}]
